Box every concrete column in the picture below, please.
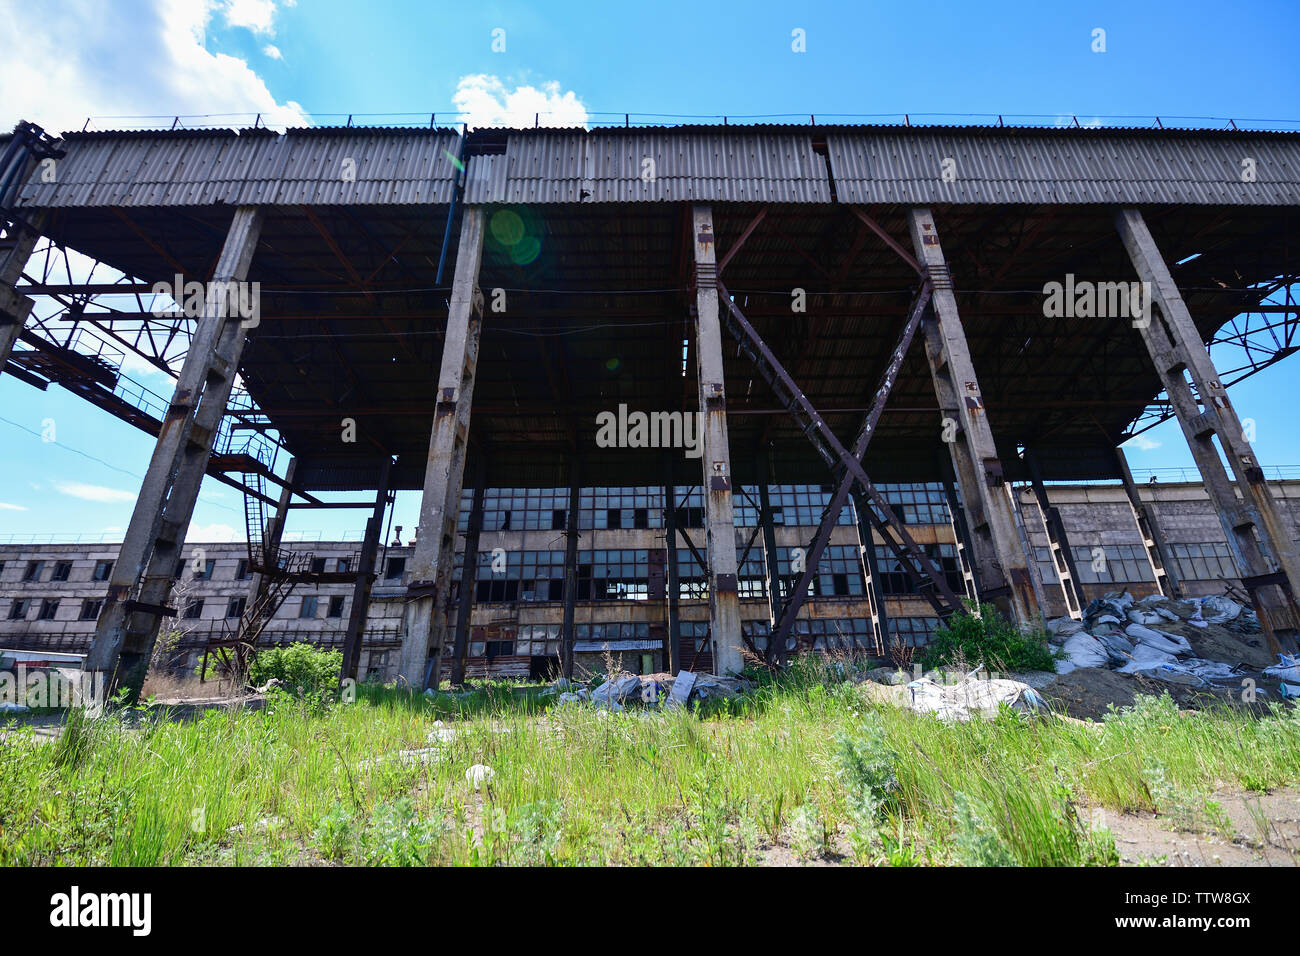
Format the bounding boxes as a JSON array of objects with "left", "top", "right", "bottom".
[
  {"left": 662, "top": 466, "right": 682, "bottom": 674},
  {"left": 1114, "top": 446, "right": 1181, "bottom": 598},
  {"left": 400, "top": 206, "right": 486, "bottom": 689},
  {"left": 560, "top": 456, "right": 581, "bottom": 680},
  {"left": 692, "top": 204, "right": 743, "bottom": 675},
  {"left": 1024, "top": 449, "right": 1086, "bottom": 618},
  {"left": 342, "top": 457, "right": 391, "bottom": 682},
  {"left": 449, "top": 465, "right": 484, "bottom": 686},
  {"left": 908, "top": 207, "right": 1041, "bottom": 626},
  {"left": 0, "top": 213, "right": 44, "bottom": 372},
  {"left": 85, "top": 206, "right": 264, "bottom": 697},
  {"left": 1117, "top": 208, "right": 1299, "bottom": 649}
]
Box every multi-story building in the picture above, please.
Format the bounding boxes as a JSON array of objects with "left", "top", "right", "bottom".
[{"left": 3, "top": 477, "right": 1298, "bottom": 683}]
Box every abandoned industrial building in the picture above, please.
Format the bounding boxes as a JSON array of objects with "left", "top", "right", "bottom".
[{"left": 1, "top": 117, "right": 1297, "bottom": 694}]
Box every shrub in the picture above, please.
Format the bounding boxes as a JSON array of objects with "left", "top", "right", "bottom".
[
  {"left": 247, "top": 643, "right": 342, "bottom": 695},
  {"left": 919, "top": 603, "right": 1059, "bottom": 673}
]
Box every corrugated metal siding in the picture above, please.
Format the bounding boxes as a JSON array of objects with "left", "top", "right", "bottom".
[
  {"left": 15, "top": 128, "right": 460, "bottom": 207},
  {"left": 827, "top": 131, "right": 1300, "bottom": 205},
  {"left": 13, "top": 125, "right": 1300, "bottom": 209},
  {"left": 464, "top": 130, "right": 829, "bottom": 203}
]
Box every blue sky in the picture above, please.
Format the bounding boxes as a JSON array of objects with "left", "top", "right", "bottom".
[{"left": 1, "top": 0, "right": 1298, "bottom": 543}]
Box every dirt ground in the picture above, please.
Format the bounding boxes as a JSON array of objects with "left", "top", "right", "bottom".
[
  {"left": 1098, "top": 786, "right": 1300, "bottom": 866},
  {"left": 1039, "top": 667, "right": 1275, "bottom": 721}
]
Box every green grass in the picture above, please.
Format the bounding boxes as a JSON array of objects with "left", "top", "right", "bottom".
[{"left": 2, "top": 661, "right": 1298, "bottom": 866}]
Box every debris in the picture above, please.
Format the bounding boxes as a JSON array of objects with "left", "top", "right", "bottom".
[
  {"left": 591, "top": 674, "right": 641, "bottom": 708},
  {"left": 0, "top": 701, "right": 30, "bottom": 715},
  {"left": 1264, "top": 654, "right": 1300, "bottom": 683},
  {"left": 906, "top": 671, "right": 1047, "bottom": 722},
  {"left": 1060, "top": 633, "right": 1109, "bottom": 672},
  {"left": 862, "top": 667, "right": 913, "bottom": 686},
  {"left": 691, "top": 675, "right": 748, "bottom": 700},
  {"left": 1125, "top": 623, "right": 1193, "bottom": 656},
  {"left": 1046, "top": 617, "right": 1086, "bottom": 639},
  {"left": 427, "top": 723, "right": 457, "bottom": 744},
  {"left": 466, "top": 764, "right": 495, "bottom": 790},
  {"left": 668, "top": 670, "right": 696, "bottom": 706},
  {"left": 1094, "top": 631, "right": 1138, "bottom": 665}
]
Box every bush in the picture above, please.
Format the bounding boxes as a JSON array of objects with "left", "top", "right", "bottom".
[
  {"left": 247, "top": 643, "right": 342, "bottom": 694},
  {"left": 919, "top": 602, "right": 1059, "bottom": 673}
]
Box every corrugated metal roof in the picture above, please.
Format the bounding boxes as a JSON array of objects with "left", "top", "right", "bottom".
[
  {"left": 826, "top": 130, "right": 1300, "bottom": 205},
  {"left": 10, "top": 123, "right": 1300, "bottom": 210},
  {"left": 14, "top": 127, "right": 461, "bottom": 207},
  {"left": 464, "top": 129, "right": 829, "bottom": 203}
]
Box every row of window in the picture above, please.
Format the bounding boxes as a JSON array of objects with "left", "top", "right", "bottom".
[
  {"left": 0, "top": 556, "right": 362, "bottom": 587},
  {"left": 1032, "top": 542, "right": 1239, "bottom": 587},
  {"left": 454, "top": 483, "right": 952, "bottom": 533},
  {"left": 7, "top": 594, "right": 348, "bottom": 623},
  {"left": 0, "top": 559, "right": 115, "bottom": 584}
]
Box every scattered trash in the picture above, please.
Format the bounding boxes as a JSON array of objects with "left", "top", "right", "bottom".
[
  {"left": 1264, "top": 654, "right": 1300, "bottom": 683},
  {"left": 1060, "top": 633, "right": 1109, "bottom": 672},
  {"left": 1125, "top": 623, "right": 1193, "bottom": 656},
  {"left": 591, "top": 674, "right": 641, "bottom": 708},
  {"left": 906, "top": 670, "right": 1047, "bottom": 722},
  {"left": 466, "top": 764, "right": 495, "bottom": 790},
  {"left": 668, "top": 670, "right": 696, "bottom": 707},
  {"left": 0, "top": 701, "right": 30, "bottom": 715}
]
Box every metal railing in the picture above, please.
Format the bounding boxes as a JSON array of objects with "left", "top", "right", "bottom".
[{"left": 71, "top": 111, "right": 1300, "bottom": 133}]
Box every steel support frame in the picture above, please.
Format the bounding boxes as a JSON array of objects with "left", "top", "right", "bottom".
[
  {"left": 1024, "top": 448, "right": 1086, "bottom": 619},
  {"left": 85, "top": 206, "right": 265, "bottom": 696},
  {"left": 1114, "top": 446, "right": 1181, "bottom": 598},
  {"left": 1116, "top": 207, "right": 1300, "bottom": 651},
  {"left": 692, "top": 205, "right": 744, "bottom": 675},
  {"left": 756, "top": 449, "right": 783, "bottom": 633},
  {"left": 342, "top": 456, "right": 392, "bottom": 682},
  {"left": 400, "top": 206, "right": 486, "bottom": 689},
  {"left": 850, "top": 490, "right": 889, "bottom": 656},
  {"left": 663, "top": 463, "right": 682, "bottom": 675},
  {"left": 907, "top": 207, "right": 1042, "bottom": 625},
  {"left": 714, "top": 279, "right": 963, "bottom": 619},
  {"left": 449, "top": 462, "right": 484, "bottom": 686},
  {"left": 560, "top": 455, "right": 581, "bottom": 680},
  {"left": 936, "top": 452, "right": 981, "bottom": 603},
  {"left": 764, "top": 282, "right": 948, "bottom": 665}
]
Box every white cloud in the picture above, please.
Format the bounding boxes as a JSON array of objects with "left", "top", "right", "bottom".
[
  {"left": 0, "top": 502, "right": 28, "bottom": 511},
  {"left": 0, "top": 0, "right": 307, "bottom": 134},
  {"left": 262, "top": 43, "right": 282, "bottom": 60},
  {"left": 453, "top": 74, "right": 588, "bottom": 130},
  {"left": 186, "top": 522, "right": 243, "bottom": 542},
  {"left": 1122, "top": 435, "right": 1162, "bottom": 451},
  {"left": 53, "top": 480, "right": 137, "bottom": 503},
  {"left": 222, "top": 0, "right": 278, "bottom": 34}
]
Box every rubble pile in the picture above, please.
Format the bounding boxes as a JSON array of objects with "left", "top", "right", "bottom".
[
  {"left": 1048, "top": 590, "right": 1276, "bottom": 691},
  {"left": 541, "top": 671, "right": 752, "bottom": 711}
]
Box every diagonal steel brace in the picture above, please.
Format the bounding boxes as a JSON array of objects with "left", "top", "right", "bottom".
[
  {"left": 714, "top": 280, "right": 965, "bottom": 628},
  {"left": 766, "top": 281, "right": 940, "bottom": 661}
]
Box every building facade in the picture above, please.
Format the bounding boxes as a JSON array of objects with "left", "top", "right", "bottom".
[{"left": 3, "top": 478, "right": 1298, "bottom": 683}]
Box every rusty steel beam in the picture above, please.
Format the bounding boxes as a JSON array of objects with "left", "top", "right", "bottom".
[
  {"left": 717, "top": 206, "right": 768, "bottom": 275},
  {"left": 714, "top": 277, "right": 964, "bottom": 620},
  {"left": 766, "top": 281, "right": 940, "bottom": 664}
]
